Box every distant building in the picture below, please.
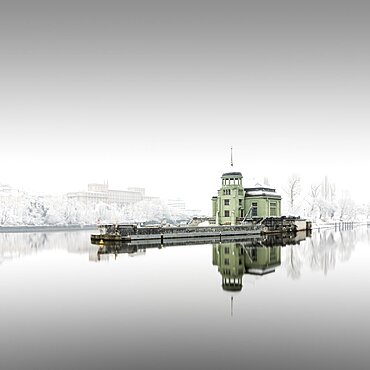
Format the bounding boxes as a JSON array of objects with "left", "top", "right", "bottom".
[
  {"left": 67, "top": 183, "right": 154, "bottom": 206},
  {"left": 167, "top": 198, "right": 202, "bottom": 218},
  {"left": 167, "top": 198, "right": 186, "bottom": 213},
  {"left": 211, "top": 171, "right": 281, "bottom": 225},
  {"left": 0, "top": 184, "right": 22, "bottom": 197}
]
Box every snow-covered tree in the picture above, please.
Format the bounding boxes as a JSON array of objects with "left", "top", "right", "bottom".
[{"left": 284, "top": 174, "right": 301, "bottom": 215}]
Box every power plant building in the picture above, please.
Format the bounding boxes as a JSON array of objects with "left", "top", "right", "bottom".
[{"left": 211, "top": 171, "right": 281, "bottom": 225}]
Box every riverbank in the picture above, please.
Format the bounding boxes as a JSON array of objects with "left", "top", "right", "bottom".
[
  {"left": 0, "top": 224, "right": 98, "bottom": 233},
  {"left": 312, "top": 220, "right": 369, "bottom": 230}
]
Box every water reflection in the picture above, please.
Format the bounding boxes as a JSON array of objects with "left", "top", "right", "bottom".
[
  {"left": 0, "top": 226, "right": 367, "bottom": 279},
  {"left": 213, "top": 243, "right": 280, "bottom": 291},
  {"left": 284, "top": 226, "right": 361, "bottom": 278},
  {"left": 0, "top": 227, "right": 369, "bottom": 370},
  {"left": 0, "top": 230, "right": 98, "bottom": 265},
  {"left": 212, "top": 232, "right": 307, "bottom": 291}
]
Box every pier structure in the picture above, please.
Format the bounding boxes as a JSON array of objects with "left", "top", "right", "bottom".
[
  {"left": 91, "top": 216, "right": 311, "bottom": 244},
  {"left": 95, "top": 230, "right": 308, "bottom": 261}
]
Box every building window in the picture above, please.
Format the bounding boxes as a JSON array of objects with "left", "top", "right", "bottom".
[
  {"left": 252, "top": 202, "right": 258, "bottom": 217},
  {"left": 239, "top": 199, "right": 242, "bottom": 206},
  {"left": 251, "top": 248, "right": 257, "bottom": 262},
  {"left": 270, "top": 202, "right": 277, "bottom": 216},
  {"left": 224, "top": 210, "right": 230, "bottom": 217},
  {"left": 225, "top": 258, "right": 229, "bottom": 265},
  {"left": 224, "top": 199, "right": 230, "bottom": 206},
  {"left": 270, "top": 248, "right": 277, "bottom": 261},
  {"left": 224, "top": 247, "right": 230, "bottom": 254}
]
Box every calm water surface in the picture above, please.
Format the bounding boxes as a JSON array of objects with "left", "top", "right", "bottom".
[{"left": 0, "top": 227, "right": 369, "bottom": 370}]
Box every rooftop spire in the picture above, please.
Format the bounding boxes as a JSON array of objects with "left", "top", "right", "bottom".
[{"left": 231, "top": 146, "right": 233, "bottom": 167}]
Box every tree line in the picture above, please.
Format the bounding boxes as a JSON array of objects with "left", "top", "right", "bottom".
[{"left": 283, "top": 174, "right": 369, "bottom": 221}]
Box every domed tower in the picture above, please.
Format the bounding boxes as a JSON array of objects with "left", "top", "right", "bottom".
[{"left": 212, "top": 171, "right": 245, "bottom": 225}]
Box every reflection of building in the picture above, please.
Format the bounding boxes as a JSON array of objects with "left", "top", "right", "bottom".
[
  {"left": 211, "top": 171, "right": 281, "bottom": 225},
  {"left": 67, "top": 183, "right": 155, "bottom": 205},
  {"left": 212, "top": 242, "right": 281, "bottom": 291}
]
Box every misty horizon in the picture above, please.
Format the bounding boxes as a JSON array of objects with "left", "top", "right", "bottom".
[{"left": 1, "top": 0, "right": 370, "bottom": 211}]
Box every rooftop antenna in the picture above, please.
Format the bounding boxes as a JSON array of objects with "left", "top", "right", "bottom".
[{"left": 230, "top": 146, "right": 233, "bottom": 168}]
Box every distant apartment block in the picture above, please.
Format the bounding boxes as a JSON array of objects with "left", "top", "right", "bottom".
[
  {"left": 167, "top": 198, "right": 201, "bottom": 217},
  {"left": 167, "top": 198, "right": 186, "bottom": 213},
  {"left": 0, "top": 184, "right": 22, "bottom": 197},
  {"left": 67, "top": 183, "right": 156, "bottom": 205}
]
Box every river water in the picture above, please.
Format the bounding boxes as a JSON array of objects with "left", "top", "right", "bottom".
[{"left": 0, "top": 227, "right": 369, "bottom": 370}]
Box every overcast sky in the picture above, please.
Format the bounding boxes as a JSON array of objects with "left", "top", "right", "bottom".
[{"left": 1, "top": 0, "right": 369, "bottom": 212}]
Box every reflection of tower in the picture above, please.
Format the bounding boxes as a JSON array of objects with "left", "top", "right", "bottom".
[
  {"left": 212, "top": 241, "right": 282, "bottom": 291},
  {"left": 212, "top": 242, "right": 244, "bottom": 291}
]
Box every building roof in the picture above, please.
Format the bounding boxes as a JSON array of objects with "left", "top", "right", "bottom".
[
  {"left": 244, "top": 180, "right": 276, "bottom": 192},
  {"left": 245, "top": 190, "right": 281, "bottom": 197},
  {"left": 222, "top": 171, "right": 243, "bottom": 178}
]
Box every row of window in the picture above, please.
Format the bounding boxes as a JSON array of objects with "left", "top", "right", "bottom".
[
  {"left": 222, "top": 189, "right": 244, "bottom": 196},
  {"left": 224, "top": 247, "right": 244, "bottom": 255},
  {"left": 223, "top": 268, "right": 244, "bottom": 276},
  {"left": 222, "top": 179, "right": 242, "bottom": 186},
  {"left": 224, "top": 258, "right": 243, "bottom": 266},
  {"left": 223, "top": 199, "right": 243, "bottom": 206},
  {"left": 224, "top": 210, "right": 245, "bottom": 217},
  {"left": 223, "top": 201, "right": 278, "bottom": 217}
]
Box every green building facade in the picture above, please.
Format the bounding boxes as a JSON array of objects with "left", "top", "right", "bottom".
[{"left": 212, "top": 171, "right": 281, "bottom": 225}]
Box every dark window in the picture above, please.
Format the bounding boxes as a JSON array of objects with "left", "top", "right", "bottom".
[
  {"left": 252, "top": 202, "right": 258, "bottom": 217},
  {"left": 251, "top": 248, "right": 257, "bottom": 262},
  {"left": 224, "top": 199, "right": 230, "bottom": 206},
  {"left": 224, "top": 210, "right": 230, "bottom": 217},
  {"left": 270, "top": 202, "right": 277, "bottom": 216},
  {"left": 225, "top": 258, "right": 230, "bottom": 265},
  {"left": 224, "top": 247, "right": 230, "bottom": 254}
]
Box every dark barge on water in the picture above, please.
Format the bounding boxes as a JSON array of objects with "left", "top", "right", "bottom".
[{"left": 91, "top": 216, "right": 312, "bottom": 244}]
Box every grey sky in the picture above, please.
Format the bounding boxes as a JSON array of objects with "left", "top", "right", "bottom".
[{"left": 1, "top": 0, "right": 369, "bottom": 212}]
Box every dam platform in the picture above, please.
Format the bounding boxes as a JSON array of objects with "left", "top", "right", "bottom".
[{"left": 91, "top": 217, "right": 312, "bottom": 244}]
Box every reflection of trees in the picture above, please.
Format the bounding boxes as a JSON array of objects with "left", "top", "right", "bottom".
[
  {"left": 284, "top": 246, "right": 302, "bottom": 280},
  {"left": 0, "top": 231, "right": 98, "bottom": 265},
  {"left": 284, "top": 228, "right": 361, "bottom": 278}
]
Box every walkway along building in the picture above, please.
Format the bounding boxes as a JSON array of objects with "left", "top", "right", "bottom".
[{"left": 211, "top": 171, "right": 281, "bottom": 225}]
